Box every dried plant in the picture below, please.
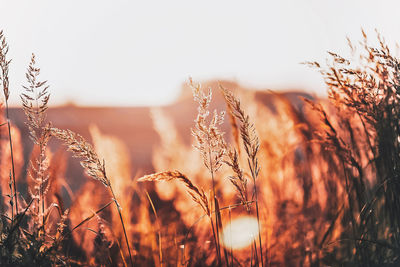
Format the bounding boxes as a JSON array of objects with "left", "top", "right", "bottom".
[
  {"left": 21, "top": 53, "right": 52, "bottom": 232},
  {"left": 92, "top": 216, "right": 114, "bottom": 266},
  {"left": 0, "top": 121, "right": 23, "bottom": 220},
  {"left": 50, "top": 128, "right": 109, "bottom": 187},
  {"left": 139, "top": 171, "right": 210, "bottom": 217},
  {"left": 221, "top": 86, "right": 260, "bottom": 169},
  {"left": 304, "top": 31, "right": 400, "bottom": 265},
  {"left": 221, "top": 85, "right": 265, "bottom": 266},
  {"left": 50, "top": 127, "right": 134, "bottom": 266},
  {"left": 223, "top": 148, "right": 249, "bottom": 209},
  {"left": 191, "top": 78, "right": 226, "bottom": 175},
  {"left": 0, "top": 29, "right": 18, "bottom": 218},
  {"left": 190, "top": 78, "right": 228, "bottom": 265},
  {"left": 0, "top": 31, "right": 74, "bottom": 266},
  {"left": 150, "top": 106, "right": 210, "bottom": 230},
  {"left": 0, "top": 30, "right": 10, "bottom": 102},
  {"left": 2, "top": 26, "right": 400, "bottom": 267}
]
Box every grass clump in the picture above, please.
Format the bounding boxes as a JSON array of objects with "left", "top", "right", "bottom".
[
  {"left": 2, "top": 27, "right": 400, "bottom": 267},
  {"left": 304, "top": 31, "right": 400, "bottom": 265},
  {"left": 0, "top": 30, "right": 134, "bottom": 267}
]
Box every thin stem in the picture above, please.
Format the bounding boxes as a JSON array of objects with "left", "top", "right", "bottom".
[
  {"left": 5, "top": 198, "right": 34, "bottom": 244},
  {"left": 145, "top": 190, "right": 163, "bottom": 267},
  {"left": 248, "top": 206, "right": 258, "bottom": 267},
  {"left": 229, "top": 207, "right": 233, "bottom": 267},
  {"left": 5, "top": 101, "right": 18, "bottom": 215},
  {"left": 35, "top": 90, "right": 45, "bottom": 230},
  {"left": 249, "top": 157, "right": 265, "bottom": 267},
  {"left": 254, "top": 191, "right": 262, "bottom": 266},
  {"left": 9, "top": 171, "right": 13, "bottom": 224},
  {"left": 69, "top": 200, "right": 113, "bottom": 234},
  {"left": 342, "top": 161, "right": 364, "bottom": 265},
  {"left": 357, "top": 111, "right": 374, "bottom": 156},
  {"left": 182, "top": 201, "right": 256, "bottom": 265},
  {"left": 209, "top": 214, "right": 220, "bottom": 265},
  {"left": 39, "top": 142, "right": 45, "bottom": 231},
  {"left": 208, "top": 145, "right": 224, "bottom": 266},
  {"left": 109, "top": 185, "right": 134, "bottom": 267}
]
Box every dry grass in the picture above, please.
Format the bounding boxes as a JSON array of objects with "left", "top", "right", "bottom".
[
  {"left": 50, "top": 128, "right": 109, "bottom": 187},
  {"left": 138, "top": 171, "right": 210, "bottom": 217},
  {"left": 1, "top": 29, "right": 400, "bottom": 267}
]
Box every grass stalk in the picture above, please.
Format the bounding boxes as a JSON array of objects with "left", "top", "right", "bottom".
[
  {"left": 221, "top": 85, "right": 266, "bottom": 266},
  {"left": 69, "top": 200, "right": 114, "bottom": 234},
  {"left": 250, "top": 168, "right": 264, "bottom": 267},
  {"left": 8, "top": 171, "right": 14, "bottom": 224},
  {"left": 0, "top": 30, "right": 18, "bottom": 216},
  {"left": 145, "top": 190, "right": 164, "bottom": 267},
  {"left": 208, "top": 146, "right": 223, "bottom": 266},
  {"left": 109, "top": 185, "right": 134, "bottom": 267},
  {"left": 39, "top": 141, "right": 45, "bottom": 232},
  {"left": 5, "top": 100, "right": 18, "bottom": 216},
  {"left": 228, "top": 207, "right": 233, "bottom": 267}
]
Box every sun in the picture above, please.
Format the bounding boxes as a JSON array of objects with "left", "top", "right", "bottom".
[{"left": 221, "top": 216, "right": 260, "bottom": 250}]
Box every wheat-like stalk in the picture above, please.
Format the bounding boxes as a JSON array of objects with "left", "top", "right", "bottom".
[
  {"left": 220, "top": 85, "right": 265, "bottom": 267},
  {"left": 221, "top": 86, "right": 260, "bottom": 166},
  {"left": 0, "top": 30, "right": 10, "bottom": 101},
  {"left": 139, "top": 170, "right": 210, "bottom": 216},
  {"left": 226, "top": 98, "right": 241, "bottom": 154},
  {"left": 50, "top": 127, "right": 134, "bottom": 266},
  {"left": 51, "top": 128, "right": 109, "bottom": 187},
  {"left": 224, "top": 148, "right": 249, "bottom": 208}
]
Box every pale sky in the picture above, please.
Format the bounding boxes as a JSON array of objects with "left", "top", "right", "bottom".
[{"left": 1, "top": 0, "right": 400, "bottom": 106}]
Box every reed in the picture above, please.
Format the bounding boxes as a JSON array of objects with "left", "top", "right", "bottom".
[
  {"left": 0, "top": 30, "right": 18, "bottom": 218},
  {"left": 50, "top": 127, "right": 135, "bottom": 267}
]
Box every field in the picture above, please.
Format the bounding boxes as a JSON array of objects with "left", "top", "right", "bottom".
[{"left": 1, "top": 30, "right": 400, "bottom": 266}]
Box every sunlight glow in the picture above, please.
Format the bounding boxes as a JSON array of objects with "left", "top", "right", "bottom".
[
  {"left": 2, "top": 0, "right": 400, "bottom": 106},
  {"left": 221, "top": 216, "right": 260, "bottom": 250}
]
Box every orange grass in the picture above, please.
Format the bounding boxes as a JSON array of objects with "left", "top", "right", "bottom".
[{"left": 1, "top": 29, "right": 400, "bottom": 266}]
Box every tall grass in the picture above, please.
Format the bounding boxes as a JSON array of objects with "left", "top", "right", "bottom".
[
  {"left": 140, "top": 80, "right": 267, "bottom": 266},
  {"left": 303, "top": 31, "right": 400, "bottom": 265},
  {"left": 1, "top": 28, "right": 400, "bottom": 266},
  {"left": 221, "top": 85, "right": 265, "bottom": 267},
  {"left": 0, "top": 30, "right": 136, "bottom": 266},
  {"left": 50, "top": 128, "right": 134, "bottom": 266},
  {"left": 0, "top": 30, "right": 18, "bottom": 221}
]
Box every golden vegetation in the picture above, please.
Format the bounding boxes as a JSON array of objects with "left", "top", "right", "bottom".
[{"left": 0, "top": 29, "right": 400, "bottom": 267}]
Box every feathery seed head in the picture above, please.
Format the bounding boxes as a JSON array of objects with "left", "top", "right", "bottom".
[
  {"left": 0, "top": 30, "right": 10, "bottom": 101},
  {"left": 190, "top": 79, "right": 226, "bottom": 174},
  {"left": 51, "top": 127, "right": 110, "bottom": 187}
]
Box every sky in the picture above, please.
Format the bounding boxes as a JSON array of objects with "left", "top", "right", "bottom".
[{"left": 1, "top": 0, "right": 400, "bottom": 106}]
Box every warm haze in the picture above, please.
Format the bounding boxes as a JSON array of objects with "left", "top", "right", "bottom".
[
  {"left": 2, "top": 2, "right": 400, "bottom": 265},
  {"left": 2, "top": 0, "right": 400, "bottom": 106}
]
